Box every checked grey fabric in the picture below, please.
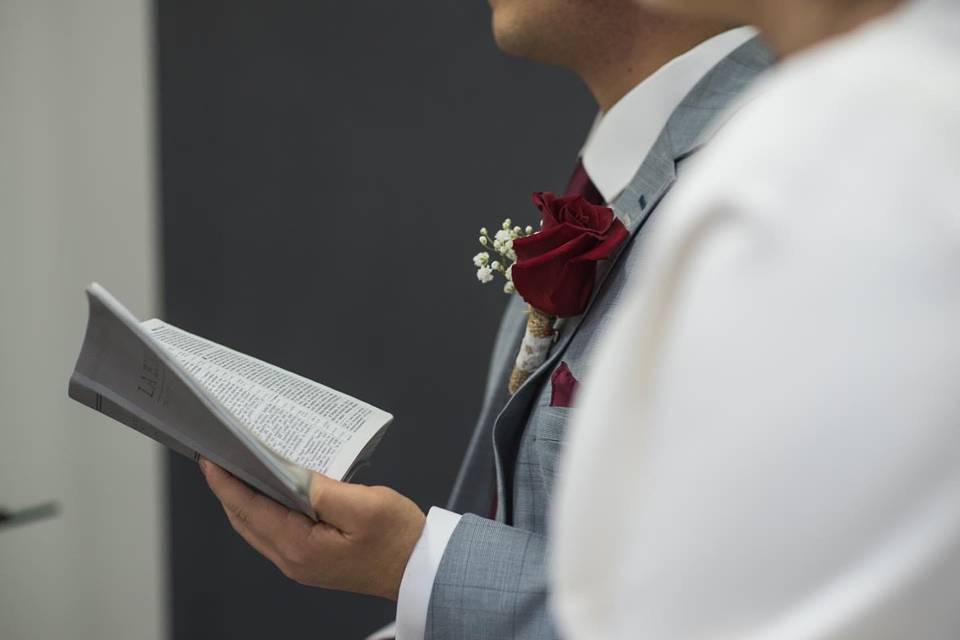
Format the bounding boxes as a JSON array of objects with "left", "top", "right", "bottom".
[{"left": 425, "top": 37, "right": 775, "bottom": 640}]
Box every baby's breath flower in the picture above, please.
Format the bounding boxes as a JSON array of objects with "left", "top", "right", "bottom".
[
  {"left": 494, "top": 229, "right": 513, "bottom": 247},
  {"left": 473, "top": 217, "right": 529, "bottom": 296},
  {"left": 476, "top": 266, "right": 494, "bottom": 283}
]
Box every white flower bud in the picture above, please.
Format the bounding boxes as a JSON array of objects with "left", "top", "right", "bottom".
[
  {"left": 503, "top": 282, "right": 516, "bottom": 295},
  {"left": 476, "top": 266, "right": 494, "bottom": 284},
  {"left": 480, "top": 227, "right": 488, "bottom": 236},
  {"left": 490, "top": 260, "right": 502, "bottom": 271},
  {"left": 525, "top": 225, "right": 534, "bottom": 235},
  {"left": 494, "top": 229, "right": 513, "bottom": 248},
  {"left": 505, "top": 264, "right": 513, "bottom": 281},
  {"left": 502, "top": 218, "right": 512, "bottom": 230},
  {"left": 479, "top": 236, "right": 488, "bottom": 246},
  {"left": 473, "top": 252, "right": 490, "bottom": 267},
  {"left": 513, "top": 226, "right": 522, "bottom": 235}
]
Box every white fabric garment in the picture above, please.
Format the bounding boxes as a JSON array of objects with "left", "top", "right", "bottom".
[
  {"left": 378, "top": 27, "right": 757, "bottom": 640},
  {"left": 551, "top": 1, "right": 960, "bottom": 638}
]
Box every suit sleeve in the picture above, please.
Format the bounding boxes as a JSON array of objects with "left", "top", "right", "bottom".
[{"left": 424, "top": 514, "right": 558, "bottom": 640}]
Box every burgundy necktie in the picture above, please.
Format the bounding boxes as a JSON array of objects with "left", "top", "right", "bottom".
[{"left": 564, "top": 158, "right": 605, "bottom": 205}]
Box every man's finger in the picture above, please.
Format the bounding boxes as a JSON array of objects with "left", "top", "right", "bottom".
[
  {"left": 223, "top": 506, "right": 286, "bottom": 568},
  {"left": 201, "top": 459, "right": 303, "bottom": 542},
  {"left": 200, "top": 460, "right": 286, "bottom": 563}
]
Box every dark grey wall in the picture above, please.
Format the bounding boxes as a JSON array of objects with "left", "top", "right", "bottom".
[{"left": 156, "top": 1, "right": 594, "bottom": 637}]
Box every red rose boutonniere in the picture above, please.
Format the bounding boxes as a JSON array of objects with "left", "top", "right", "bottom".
[
  {"left": 472, "top": 192, "right": 628, "bottom": 393},
  {"left": 513, "top": 192, "right": 628, "bottom": 317}
]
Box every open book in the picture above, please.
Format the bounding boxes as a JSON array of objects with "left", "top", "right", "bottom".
[{"left": 68, "top": 284, "right": 393, "bottom": 519}]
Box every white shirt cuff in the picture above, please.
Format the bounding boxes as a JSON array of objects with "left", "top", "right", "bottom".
[{"left": 395, "top": 506, "right": 462, "bottom": 640}]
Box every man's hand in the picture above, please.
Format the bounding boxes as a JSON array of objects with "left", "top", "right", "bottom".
[{"left": 200, "top": 459, "right": 426, "bottom": 601}]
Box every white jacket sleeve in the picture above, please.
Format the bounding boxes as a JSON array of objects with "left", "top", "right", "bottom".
[{"left": 552, "top": 8, "right": 960, "bottom": 637}]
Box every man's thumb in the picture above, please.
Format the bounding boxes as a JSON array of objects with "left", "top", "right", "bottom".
[{"left": 308, "top": 471, "right": 369, "bottom": 530}]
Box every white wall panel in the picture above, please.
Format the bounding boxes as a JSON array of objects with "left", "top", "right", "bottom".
[{"left": 0, "top": 1, "right": 164, "bottom": 639}]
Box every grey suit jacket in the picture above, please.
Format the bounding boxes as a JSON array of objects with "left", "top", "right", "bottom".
[{"left": 424, "top": 38, "right": 774, "bottom": 640}]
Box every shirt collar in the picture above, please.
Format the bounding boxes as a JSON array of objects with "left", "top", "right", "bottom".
[{"left": 581, "top": 26, "right": 757, "bottom": 203}]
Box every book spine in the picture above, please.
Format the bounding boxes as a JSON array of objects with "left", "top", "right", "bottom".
[{"left": 69, "top": 373, "right": 199, "bottom": 461}]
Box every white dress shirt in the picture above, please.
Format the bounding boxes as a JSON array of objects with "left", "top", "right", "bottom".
[
  {"left": 371, "top": 26, "right": 757, "bottom": 640},
  {"left": 552, "top": 1, "right": 960, "bottom": 638}
]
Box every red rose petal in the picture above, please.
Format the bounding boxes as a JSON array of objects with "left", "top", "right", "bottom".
[
  {"left": 514, "top": 224, "right": 584, "bottom": 261},
  {"left": 572, "top": 218, "right": 629, "bottom": 263},
  {"left": 532, "top": 192, "right": 563, "bottom": 229}
]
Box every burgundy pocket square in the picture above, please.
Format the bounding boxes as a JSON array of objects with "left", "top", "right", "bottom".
[{"left": 550, "top": 362, "right": 580, "bottom": 408}]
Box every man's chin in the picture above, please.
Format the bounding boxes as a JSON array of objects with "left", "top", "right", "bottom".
[
  {"left": 491, "top": 25, "right": 526, "bottom": 59},
  {"left": 490, "top": 11, "right": 551, "bottom": 63}
]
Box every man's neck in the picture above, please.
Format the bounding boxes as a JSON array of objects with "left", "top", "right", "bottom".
[
  {"left": 756, "top": 0, "right": 905, "bottom": 56},
  {"left": 576, "top": 21, "right": 735, "bottom": 112}
]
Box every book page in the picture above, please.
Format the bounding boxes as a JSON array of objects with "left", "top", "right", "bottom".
[
  {"left": 144, "top": 319, "right": 391, "bottom": 479},
  {"left": 69, "top": 284, "right": 315, "bottom": 516}
]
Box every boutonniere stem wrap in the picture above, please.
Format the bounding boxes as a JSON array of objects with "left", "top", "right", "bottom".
[
  {"left": 507, "top": 306, "right": 556, "bottom": 394},
  {"left": 473, "top": 192, "right": 629, "bottom": 394}
]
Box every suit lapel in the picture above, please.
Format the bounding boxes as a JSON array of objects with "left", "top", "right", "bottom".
[
  {"left": 489, "top": 36, "right": 774, "bottom": 521},
  {"left": 446, "top": 297, "right": 526, "bottom": 515}
]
